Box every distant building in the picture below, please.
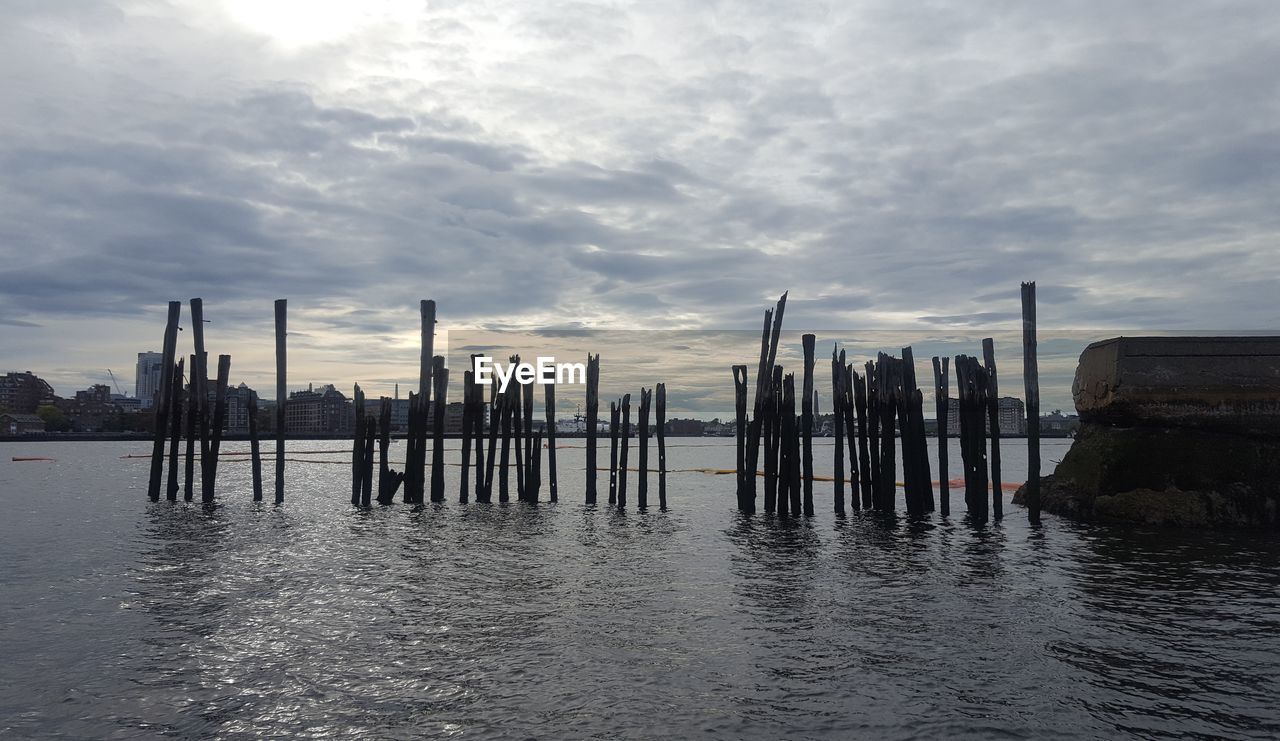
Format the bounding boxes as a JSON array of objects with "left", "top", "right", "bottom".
[
  {"left": 60, "top": 384, "right": 119, "bottom": 432},
  {"left": 1, "top": 412, "right": 45, "bottom": 435},
  {"left": 0, "top": 371, "right": 58, "bottom": 414},
  {"left": 135, "top": 352, "right": 165, "bottom": 409},
  {"left": 285, "top": 384, "right": 353, "bottom": 435},
  {"left": 1041, "top": 410, "right": 1080, "bottom": 436},
  {"left": 665, "top": 418, "right": 706, "bottom": 436},
  {"left": 221, "top": 383, "right": 258, "bottom": 434},
  {"left": 944, "top": 396, "right": 1026, "bottom": 436}
]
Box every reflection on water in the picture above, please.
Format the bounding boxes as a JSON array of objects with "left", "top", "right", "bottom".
[{"left": 1, "top": 439, "right": 1277, "bottom": 739}]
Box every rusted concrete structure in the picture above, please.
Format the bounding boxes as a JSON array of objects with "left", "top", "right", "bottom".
[{"left": 1016, "top": 336, "right": 1280, "bottom": 528}]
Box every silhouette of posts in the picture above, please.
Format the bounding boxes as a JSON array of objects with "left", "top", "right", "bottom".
[
  {"left": 201, "top": 354, "right": 230, "bottom": 504},
  {"left": 656, "top": 383, "right": 667, "bottom": 509},
  {"left": 378, "top": 398, "right": 402, "bottom": 505},
  {"left": 184, "top": 353, "right": 196, "bottom": 501},
  {"left": 352, "top": 383, "right": 365, "bottom": 505},
  {"left": 1021, "top": 281, "right": 1041, "bottom": 525},
  {"left": 545, "top": 377, "right": 557, "bottom": 502},
  {"left": 274, "top": 299, "right": 286, "bottom": 504},
  {"left": 764, "top": 365, "right": 781, "bottom": 513},
  {"left": 853, "top": 365, "right": 872, "bottom": 509},
  {"left": 638, "top": 387, "right": 651, "bottom": 510},
  {"left": 165, "top": 357, "right": 184, "bottom": 501},
  {"left": 982, "top": 338, "right": 1003, "bottom": 520},
  {"left": 932, "top": 356, "right": 950, "bottom": 517},
  {"left": 618, "top": 393, "right": 631, "bottom": 509},
  {"left": 430, "top": 356, "right": 447, "bottom": 502},
  {"left": 585, "top": 354, "right": 600, "bottom": 503},
  {"left": 608, "top": 400, "right": 619, "bottom": 504},
  {"left": 249, "top": 393, "right": 263, "bottom": 502},
  {"left": 461, "top": 370, "right": 474, "bottom": 503},
  {"left": 483, "top": 382, "right": 498, "bottom": 502},
  {"left": 147, "top": 301, "right": 180, "bottom": 501},
  {"left": 801, "top": 333, "right": 815, "bottom": 516},
  {"left": 732, "top": 365, "right": 748, "bottom": 510},
  {"left": 360, "top": 415, "right": 374, "bottom": 507}
]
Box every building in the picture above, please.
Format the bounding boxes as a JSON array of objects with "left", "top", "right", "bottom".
[
  {"left": 1040, "top": 410, "right": 1080, "bottom": 436},
  {"left": 285, "top": 384, "right": 353, "bottom": 435},
  {"left": 1, "top": 413, "right": 45, "bottom": 435},
  {"left": 944, "top": 396, "right": 1026, "bottom": 436},
  {"left": 0, "top": 371, "right": 58, "bottom": 414},
  {"left": 221, "top": 383, "right": 258, "bottom": 434},
  {"left": 59, "top": 384, "right": 120, "bottom": 432},
  {"left": 135, "top": 352, "right": 165, "bottom": 408}
]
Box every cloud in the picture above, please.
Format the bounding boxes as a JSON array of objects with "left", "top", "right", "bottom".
[{"left": 1, "top": 0, "right": 1277, "bottom": 408}]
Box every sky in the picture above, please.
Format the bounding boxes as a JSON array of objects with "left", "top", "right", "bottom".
[{"left": 1, "top": 0, "right": 1277, "bottom": 413}]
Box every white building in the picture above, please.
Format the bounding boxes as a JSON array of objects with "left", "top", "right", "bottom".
[{"left": 135, "top": 351, "right": 165, "bottom": 409}]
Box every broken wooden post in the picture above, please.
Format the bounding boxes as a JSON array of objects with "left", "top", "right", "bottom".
[
  {"left": 656, "top": 383, "right": 667, "bottom": 510},
  {"left": 732, "top": 364, "right": 749, "bottom": 511},
  {"left": 461, "top": 370, "right": 474, "bottom": 502},
  {"left": 585, "top": 353, "right": 600, "bottom": 503},
  {"left": 933, "top": 356, "right": 950, "bottom": 517},
  {"left": 529, "top": 430, "right": 542, "bottom": 502},
  {"left": 618, "top": 393, "right": 631, "bottom": 509},
  {"left": 545, "top": 374, "right": 557, "bottom": 502},
  {"left": 865, "top": 361, "right": 880, "bottom": 508},
  {"left": 801, "top": 333, "right": 815, "bottom": 516},
  {"left": 831, "top": 346, "right": 845, "bottom": 514},
  {"left": 274, "top": 299, "right": 286, "bottom": 504},
  {"left": 147, "top": 300, "right": 180, "bottom": 501},
  {"left": 522, "top": 377, "right": 538, "bottom": 501},
  {"left": 378, "top": 397, "right": 402, "bottom": 505},
  {"left": 352, "top": 383, "right": 365, "bottom": 505},
  {"left": 854, "top": 366, "right": 872, "bottom": 509},
  {"left": 430, "top": 356, "right": 447, "bottom": 503},
  {"left": 782, "top": 373, "right": 800, "bottom": 515},
  {"left": 249, "top": 392, "right": 263, "bottom": 502},
  {"left": 472, "top": 361, "right": 485, "bottom": 502},
  {"left": 166, "top": 357, "right": 184, "bottom": 501},
  {"left": 510, "top": 357, "right": 525, "bottom": 500},
  {"left": 876, "top": 355, "right": 898, "bottom": 511},
  {"left": 201, "top": 354, "right": 230, "bottom": 504},
  {"left": 747, "top": 292, "right": 787, "bottom": 510},
  {"left": 982, "top": 338, "right": 1003, "bottom": 520},
  {"left": 608, "top": 400, "right": 619, "bottom": 504},
  {"left": 361, "top": 415, "right": 375, "bottom": 507},
  {"left": 765, "top": 365, "right": 782, "bottom": 513},
  {"left": 842, "top": 359, "right": 860, "bottom": 510},
  {"left": 638, "top": 387, "right": 651, "bottom": 510},
  {"left": 184, "top": 353, "right": 196, "bottom": 501},
  {"left": 483, "top": 381, "right": 498, "bottom": 502},
  {"left": 499, "top": 387, "right": 512, "bottom": 503},
  {"left": 1021, "top": 281, "right": 1041, "bottom": 526}
]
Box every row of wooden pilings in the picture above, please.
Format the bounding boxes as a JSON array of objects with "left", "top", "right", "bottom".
[
  {"left": 732, "top": 282, "right": 1042, "bottom": 525},
  {"left": 147, "top": 298, "right": 673, "bottom": 510},
  {"left": 146, "top": 298, "right": 286, "bottom": 504}
]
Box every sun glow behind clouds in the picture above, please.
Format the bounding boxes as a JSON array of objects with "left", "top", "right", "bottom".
[{"left": 223, "top": 0, "right": 422, "bottom": 48}]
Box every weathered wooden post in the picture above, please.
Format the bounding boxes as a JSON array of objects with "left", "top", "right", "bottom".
[
  {"left": 352, "top": 383, "right": 365, "bottom": 505},
  {"left": 732, "top": 365, "right": 749, "bottom": 511},
  {"left": 483, "top": 382, "right": 498, "bottom": 502},
  {"left": 831, "top": 346, "right": 845, "bottom": 514},
  {"left": 461, "top": 370, "right": 474, "bottom": 502},
  {"left": 854, "top": 367, "right": 872, "bottom": 509},
  {"left": 522, "top": 378, "right": 538, "bottom": 501},
  {"left": 618, "top": 393, "right": 631, "bottom": 509},
  {"left": 147, "top": 301, "right": 180, "bottom": 501},
  {"left": 1021, "top": 281, "right": 1041, "bottom": 526},
  {"left": 982, "top": 338, "right": 1003, "bottom": 520},
  {"left": 801, "top": 333, "right": 815, "bottom": 516},
  {"left": 656, "top": 383, "right": 667, "bottom": 509},
  {"left": 865, "top": 361, "right": 880, "bottom": 507},
  {"left": 499, "top": 387, "right": 512, "bottom": 502},
  {"left": 877, "top": 355, "right": 899, "bottom": 511},
  {"left": 842, "top": 360, "right": 860, "bottom": 510},
  {"left": 510, "top": 358, "right": 525, "bottom": 500},
  {"left": 430, "top": 356, "right": 448, "bottom": 503},
  {"left": 404, "top": 391, "right": 422, "bottom": 503},
  {"left": 608, "top": 400, "right": 619, "bottom": 504},
  {"left": 545, "top": 375, "right": 557, "bottom": 502},
  {"left": 274, "top": 299, "right": 286, "bottom": 504},
  {"left": 184, "top": 353, "right": 196, "bottom": 501},
  {"left": 472, "top": 362, "right": 485, "bottom": 502},
  {"left": 201, "top": 354, "right": 230, "bottom": 503},
  {"left": 748, "top": 293, "right": 787, "bottom": 508},
  {"left": 933, "top": 356, "right": 950, "bottom": 517},
  {"left": 638, "top": 387, "right": 651, "bottom": 510},
  {"left": 190, "top": 298, "right": 208, "bottom": 495},
  {"left": 249, "top": 392, "right": 263, "bottom": 502},
  {"left": 586, "top": 353, "right": 600, "bottom": 503},
  {"left": 361, "top": 416, "right": 375, "bottom": 507},
  {"left": 782, "top": 373, "right": 801, "bottom": 515},
  {"left": 378, "top": 397, "right": 403, "bottom": 504},
  {"left": 763, "top": 365, "right": 781, "bottom": 513},
  {"left": 166, "top": 357, "right": 184, "bottom": 501}
]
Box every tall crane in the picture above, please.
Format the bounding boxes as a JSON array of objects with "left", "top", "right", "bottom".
[{"left": 106, "top": 369, "right": 124, "bottom": 396}]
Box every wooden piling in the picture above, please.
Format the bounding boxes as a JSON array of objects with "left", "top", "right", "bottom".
[
  {"left": 378, "top": 397, "right": 402, "bottom": 505},
  {"left": 853, "top": 366, "right": 872, "bottom": 509},
  {"left": 352, "top": 383, "right": 365, "bottom": 505},
  {"left": 201, "top": 354, "right": 230, "bottom": 504},
  {"left": 147, "top": 301, "right": 180, "bottom": 501},
  {"left": 763, "top": 365, "right": 781, "bottom": 513},
  {"left": 361, "top": 416, "right": 375, "bottom": 507},
  {"left": 483, "top": 382, "right": 498, "bottom": 502},
  {"left": 932, "top": 356, "right": 950, "bottom": 517},
  {"left": 274, "top": 299, "right": 286, "bottom": 504},
  {"left": 618, "top": 393, "right": 631, "bottom": 509},
  {"left": 184, "top": 353, "right": 196, "bottom": 501},
  {"left": 832, "top": 347, "right": 845, "bottom": 514},
  {"left": 522, "top": 377, "right": 537, "bottom": 501},
  {"left": 865, "top": 361, "right": 880, "bottom": 508},
  {"left": 608, "top": 400, "right": 619, "bottom": 504},
  {"left": 430, "top": 356, "right": 448, "bottom": 503},
  {"left": 1021, "top": 282, "right": 1041, "bottom": 525},
  {"left": 656, "top": 383, "right": 667, "bottom": 510},
  {"left": 545, "top": 375, "right": 557, "bottom": 502},
  {"left": 801, "top": 334, "right": 815, "bottom": 516},
  {"left": 745, "top": 293, "right": 787, "bottom": 512},
  {"left": 472, "top": 365, "right": 485, "bottom": 502},
  {"left": 249, "top": 392, "right": 263, "bottom": 502},
  {"left": 982, "top": 338, "right": 1003, "bottom": 520},
  {"left": 876, "top": 355, "right": 898, "bottom": 511},
  {"left": 499, "top": 387, "right": 512, "bottom": 503},
  {"left": 732, "top": 364, "right": 749, "bottom": 511},
  {"left": 842, "top": 360, "right": 860, "bottom": 510},
  {"left": 166, "top": 358, "right": 184, "bottom": 500},
  {"left": 461, "top": 371, "right": 473, "bottom": 503},
  {"left": 585, "top": 353, "right": 600, "bottom": 503},
  {"left": 638, "top": 387, "right": 651, "bottom": 510},
  {"left": 782, "top": 373, "right": 800, "bottom": 515},
  {"left": 189, "top": 299, "right": 208, "bottom": 496}
]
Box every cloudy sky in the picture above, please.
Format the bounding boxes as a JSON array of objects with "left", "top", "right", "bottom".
[{"left": 1, "top": 0, "right": 1277, "bottom": 408}]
